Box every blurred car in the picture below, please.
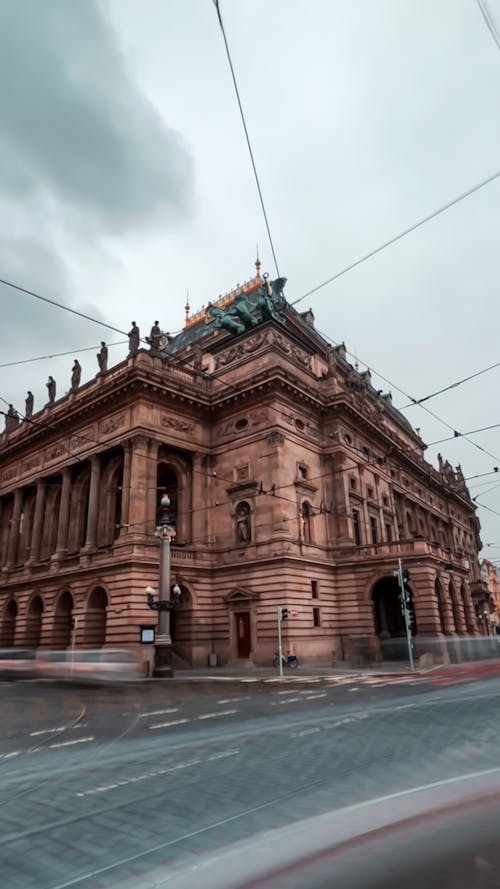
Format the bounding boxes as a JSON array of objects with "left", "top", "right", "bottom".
[
  {"left": 0, "top": 648, "right": 36, "bottom": 679},
  {"left": 35, "top": 648, "right": 145, "bottom": 683}
]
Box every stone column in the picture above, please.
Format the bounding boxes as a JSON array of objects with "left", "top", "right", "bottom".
[
  {"left": 28, "top": 482, "right": 46, "bottom": 563},
  {"left": 84, "top": 455, "right": 101, "bottom": 549},
  {"left": 146, "top": 439, "right": 159, "bottom": 537},
  {"left": 438, "top": 574, "right": 456, "bottom": 635},
  {"left": 55, "top": 469, "right": 71, "bottom": 555},
  {"left": 6, "top": 489, "right": 22, "bottom": 567},
  {"left": 118, "top": 441, "right": 132, "bottom": 535},
  {"left": 191, "top": 452, "right": 204, "bottom": 545},
  {"left": 400, "top": 495, "right": 410, "bottom": 538},
  {"left": 332, "top": 454, "right": 351, "bottom": 543},
  {"left": 127, "top": 436, "right": 150, "bottom": 540}
]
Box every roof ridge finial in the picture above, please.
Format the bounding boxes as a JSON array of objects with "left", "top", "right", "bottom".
[
  {"left": 185, "top": 289, "right": 190, "bottom": 323},
  {"left": 255, "top": 243, "right": 261, "bottom": 278}
]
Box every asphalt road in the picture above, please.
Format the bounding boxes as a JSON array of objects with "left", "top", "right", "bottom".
[{"left": 2, "top": 671, "right": 500, "bottom": 889}]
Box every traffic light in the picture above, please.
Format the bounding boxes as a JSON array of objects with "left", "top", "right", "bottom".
[
  {"left": 280, "top": 607, "right": 289, "bottom": 621},
  {"left": 402, "top": 569, "right": 411, "bottom": 584}
]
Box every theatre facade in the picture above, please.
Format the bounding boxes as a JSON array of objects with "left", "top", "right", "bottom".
[{"left": 0, "top": 270, "right": 487, "bottom": 667}]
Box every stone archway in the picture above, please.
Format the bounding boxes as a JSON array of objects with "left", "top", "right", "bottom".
[
  {"left": 53, "top": 591, "right": 74, "bottom": 649},
  {"left": 84, "top": 587, "right": 108, "bottom": 647},
  {"left": 372, "top": 576, "right": 416, "bottom": 660},
  {"left": 24, "top": 596, "right": 44, "bottom": 649},
  {"left": 0, "top": 599, "right": 17, "bottom": 647}
]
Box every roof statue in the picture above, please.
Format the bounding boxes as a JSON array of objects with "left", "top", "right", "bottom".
[{"left": 207, "top": 276, "right": 287, "bottom": 335}]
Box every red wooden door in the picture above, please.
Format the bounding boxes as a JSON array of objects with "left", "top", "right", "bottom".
[{"left": 235, "top": 611, "right": 251, "bottom": 658}]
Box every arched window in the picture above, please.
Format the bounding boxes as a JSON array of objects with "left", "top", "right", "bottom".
[
  {"left": 53, "top": 591, "right": 74, "bottom": 649},
  {"left": 235, "top": 501, "right": 251, "bottom": 545},
  {"left": 25, "top": 596, "right": 43, "bottom": 649},
  {"left": 0, "top": 599, "right": 17, "bottom": 647},
  {"left": 84, "top": 587, "right": 108, "bottom": 647},
  {"left": 301, "top": 501, "right": 312, "bottom": 544},
  {"left": 98, "top": 455, "right": 123, "bottom": 546}
]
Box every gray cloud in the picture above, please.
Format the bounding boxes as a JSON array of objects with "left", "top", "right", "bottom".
[{"left": 0, "top": 0, "right": 194, "bottom": 233}]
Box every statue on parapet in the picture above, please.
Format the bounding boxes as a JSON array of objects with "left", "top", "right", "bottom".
[
  {"left": 25, "top": 391, "right": 34, "bottom": 420},
  {"left": 46, "top": 376, "right": 56, "bottom": 404},
  {"left": 208, "top": 276, "right": 287, "bottom": 335},
  {"left": 97, "top": 342, "right": 108, "bottom": 373},
  {"left": 146, "top": 321, "right": 166, "bottom": 351},
  {"left": 128, "top": 321, "right": 140, "bottom": 355},
  {"left": 4, "top": 404, "right": 19, "bottom": 433},
  {"left": 71, "top": 360, "right": 82, "bottom": 391}
]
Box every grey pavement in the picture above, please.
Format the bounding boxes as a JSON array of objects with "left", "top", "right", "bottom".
[{"left": 1, "top": 674, "right": 500, "bottom": 888}]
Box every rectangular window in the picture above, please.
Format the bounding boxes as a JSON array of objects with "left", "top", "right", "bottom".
[
  {"left": 385, "top": 523, "right": 392, "bottom": 542},
  {"left": 370, "top": 515, "right": 378, "bottom": 545},
  {"left": 311, "top": 580, "right": 319, "bottom": 599},
  {"left": 352, "top": 509, "right": 362, "bottom": 545},
  {"left": 313, "top": 607, "right": 321, "bottom": 627}
]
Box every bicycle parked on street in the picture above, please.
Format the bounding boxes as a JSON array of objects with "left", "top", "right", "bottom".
[{"left": 273, "top": 651, "right": 299, "bottom": 669}]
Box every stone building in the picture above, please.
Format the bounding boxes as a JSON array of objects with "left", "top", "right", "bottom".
[{"left": 0, "top": 269, "right": 485, "bottom": 667}]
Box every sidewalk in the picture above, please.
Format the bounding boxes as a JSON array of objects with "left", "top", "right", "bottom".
[{"left": 166, "top": 657, "right": 500, "bottom": 684}]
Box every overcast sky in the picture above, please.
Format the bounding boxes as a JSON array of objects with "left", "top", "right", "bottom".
[{"left": 1, "top": 0, "right": 499, "bottom": 554}]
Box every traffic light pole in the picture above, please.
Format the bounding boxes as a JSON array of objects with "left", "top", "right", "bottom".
[
  {"left": 277, "top": 607, "right": 283, "bottom": 678},
  {"left": 396, "top": 559, "right": 415, "bottom": 671}
]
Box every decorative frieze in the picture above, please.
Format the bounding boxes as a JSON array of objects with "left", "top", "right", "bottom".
[
  {"left": 160, "top": 414, "right": 194, "bottom": 434},
  {"left": 99, "top": 414, "right": 127, "bottom": 437}
]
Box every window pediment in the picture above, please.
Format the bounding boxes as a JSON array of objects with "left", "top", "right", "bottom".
[{"left": 224, "top": 587, "right": 260, "bottom": 603}]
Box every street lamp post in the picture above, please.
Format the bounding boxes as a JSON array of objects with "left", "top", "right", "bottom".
[{"left": 146, "top": 493, "right": 178, "bottom": 678}]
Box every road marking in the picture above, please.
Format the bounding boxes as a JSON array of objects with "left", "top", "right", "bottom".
[
  {"left": 274, "top": 690, "right": 300, "bottom": 696},
  {"left": 30, "top": 726, "right": 69, "bottom": 736},
  {"left": 198, "top": 709, "right": 239, "bottom": 720},
  {"left": 49, "top": 736, "right": 94, "bottom": 749},
  {"left": 76, "top": 759, "right": 203, "bottom": 796},
  {"left": 271, "top": 697, "right": 302, "bottom": 705},
  {"left": 208, "top": 749, "right": 240, "bottom": 760},
  {"left": 216, "top": 697, "right": 250, "bottom": 704},
  {"left": 149, "top": 719, "right": 189, "bottom": 730},
  {"left": 348, "top": 688, "right": 360, "bottom": 692},
  {"left": 139, "top": 708, "right": 179, "bottom": 718},
  {"left": 303, "top": 693, "right": 327, "bottom": 700},
  {"left": 1, "top": 750, "right": 21, "bottom": 759},
  {"left": 291, "top": 727, "right": 321, "bottom": 737}
]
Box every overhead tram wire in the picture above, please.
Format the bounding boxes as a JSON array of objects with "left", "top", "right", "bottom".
[
  {"left": 427, "top": 421, "right": 500, "bottom": 447},
  {"left": 476, "top": 0, "right": 500, "bottom": 53},
  {"left": 290, "top": 168, "right": 500, "bottom": 308},
  {"left": 212, "top": 0, "right": 280, "bottom": 278},
  {"left": 310, "top": 314, "right": 500, "bottom": 465},
  {"left": 0, "top": 341, "right": 127, "bottom": 369},
  {"left": 398, "top": 359, "right": 500, "bottom": 410},
  {"left": 0, "top": 277, "right": 130, "bottom": 339}
]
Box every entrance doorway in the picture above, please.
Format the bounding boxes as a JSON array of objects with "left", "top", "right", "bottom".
[
  {"left": 235, "top": 611, "right": 251, "bottom": 658},
  {"left": 372, "top": 576, "right": 416, "bottom": 659}
]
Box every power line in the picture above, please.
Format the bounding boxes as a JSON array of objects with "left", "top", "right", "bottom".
[
  {"left": 476, "top": 0, "right": 500, "bottom": 52},
  {"left": 212, "top": 0, "right": 280, "bottom": 277},
  {"left": 465, "top": 469, "right": 500, "bottom": 481},
  {"left": 427, "top": 422, "right": 500, "bottom": 447},
  {"left": 473, "top": 482, "right": 500, "bottom": 501},
  {"left": 314, "top": 321, "right": 500, "bottom": 465},
  {"left": 291, "top": 168, "right": 500, "bottom": 307},
  {"left": 399, "top": 358, "right": 500, "bottom": 409},
  {"left": 0, "top": 341, "right": 127, "bottom": 370},
  {"left": 0, "top": 276, "right": 130, "bottom": 338}
]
